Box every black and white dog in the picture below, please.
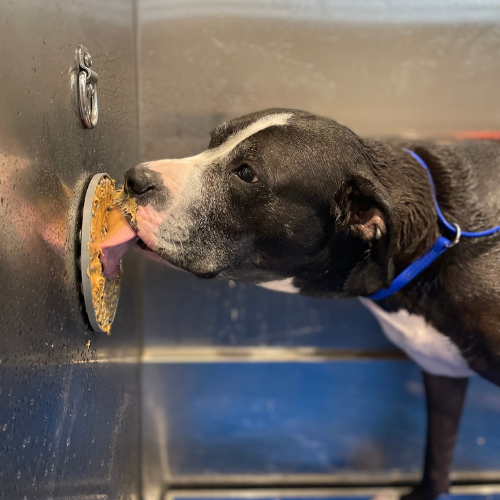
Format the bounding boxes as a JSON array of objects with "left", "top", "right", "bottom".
[{"left": 122, "top": 109, "right": 500, "bottom": 500}]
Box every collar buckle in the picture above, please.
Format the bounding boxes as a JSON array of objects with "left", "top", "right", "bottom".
[{"left": 448, "top": 223, "right": 461, "bottom": 248}]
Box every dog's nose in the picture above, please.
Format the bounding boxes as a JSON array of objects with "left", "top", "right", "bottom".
[{"left": 125, "top": 165, "right": 157, "bottom": 195}]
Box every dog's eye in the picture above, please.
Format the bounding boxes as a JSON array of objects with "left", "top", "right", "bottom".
[{"left": 235, "top": 164, "right": 259, "bottom": 183}]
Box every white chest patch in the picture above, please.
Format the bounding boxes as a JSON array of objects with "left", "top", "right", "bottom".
[
  {"left": 258, "top": 278, "right": 300, "bottom": 294},
  {"left": 358, "top": 297, "right": 474, "bottom": 378}
]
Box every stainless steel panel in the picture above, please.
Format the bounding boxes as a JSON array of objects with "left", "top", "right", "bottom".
[
  {"left": 138, "top": 0, "right": 500, "bottom": 351},
  {"left": 142, "top": 266, "right": 392, "bottom": 349},
  {"left": 138, "top": 1, "right": 500, "bottom": 497},
  {"left": 142, "top": 361, "right": 500, "bottom": 498},
  {"left": 164, "top": 484, "right": 500, "bottom": 500},
  {"left": 165, "top": 487, "right": 500, "bottom": 500},
  {"left": 0, "top": 1, "right": 141, "bottom": 498},
  {"left": 139, "top": 0, "right": 500, "bottom": 161}
]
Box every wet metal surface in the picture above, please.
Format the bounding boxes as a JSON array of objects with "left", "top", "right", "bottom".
[
  {"left": 166, "top": 488, "right": 500, "bottom": 500},
  {"left": 139, "top": 0, "right": 500, "bottom": 160},
  {"left": 0, "top": 0, "right": 141, "bottom": 498},
  {"left": 142, "top": 361, "right": 500, "bottom": 493},
  {"left": 142, "top": 268, "right": 392, "bottom": 350},
  {"left": 137, "top": 1, "right": 500, "bottom": 498}
]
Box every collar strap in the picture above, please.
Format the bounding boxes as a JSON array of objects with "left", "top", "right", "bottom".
[
  {"left": 368, "top": 235, "right": 453, "bottom": 300},
  {"left": 367, "top": 148, "right": 500, "bottom": 301}
]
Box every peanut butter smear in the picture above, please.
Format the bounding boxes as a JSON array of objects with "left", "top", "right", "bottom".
[{"left": 86, "top": 178, "right": 137, "bottom": 334}]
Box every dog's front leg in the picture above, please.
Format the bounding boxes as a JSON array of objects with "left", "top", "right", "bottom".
[{"left": 403, "top": 372, "right": 469, "bottom": 500}]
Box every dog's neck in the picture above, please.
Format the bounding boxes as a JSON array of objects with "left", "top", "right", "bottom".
[
  {"left": 296, "top": 141, "right": 446, "bottom": 299},
  {"left": 364, "top": 140, "right": 441, "bottom": 274}
]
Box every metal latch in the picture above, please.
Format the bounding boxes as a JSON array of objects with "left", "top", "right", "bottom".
[{"left": 76, "top": 45, "right": 98, "bottom": 129}]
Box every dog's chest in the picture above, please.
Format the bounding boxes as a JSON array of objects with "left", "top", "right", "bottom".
[{"left": 358, "top": 298, "right": 474, "bottom": 377}]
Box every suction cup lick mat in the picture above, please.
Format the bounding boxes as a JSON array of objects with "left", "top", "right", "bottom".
[{"left": 81, "top": 173, "right": 121, "bottom": 334}]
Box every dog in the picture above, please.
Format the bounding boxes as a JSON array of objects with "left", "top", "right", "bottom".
[{"left": 119, "top": 108, "right": 500, "bottom": 500}]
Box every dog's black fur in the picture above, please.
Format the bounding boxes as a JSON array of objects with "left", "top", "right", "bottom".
[{"left": 125, "top": 109, "right": 500, "bottom": 500}]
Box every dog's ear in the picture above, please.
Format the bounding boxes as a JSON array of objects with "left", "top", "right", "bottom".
[{"left": 332, "top": 174, "right": 396, "bottom": 295}]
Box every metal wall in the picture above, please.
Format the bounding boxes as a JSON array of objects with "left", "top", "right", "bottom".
[
  {"left": 0, "top": 1, "right": 142, "bottom": 498},
  {"left": 2, "top": 1, "right": 500, "bottom": 499},
  {"left": 137, "top": 1, "right": 500, "bottom": 499}
]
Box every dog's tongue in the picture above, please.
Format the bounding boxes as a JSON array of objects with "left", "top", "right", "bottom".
[{"left": 100, "top": 208, "right": 137, "bottom": 279}]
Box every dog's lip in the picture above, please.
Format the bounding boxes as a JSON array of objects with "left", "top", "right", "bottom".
[
  {"left": 192, "top": 271, "right": 218, "bottom": 279},
  {"left": 136, "top": 241, "right": 219, "bottom": 278},
  {"left": 136, "top": 239, "right": 187, "bottom": 272}
]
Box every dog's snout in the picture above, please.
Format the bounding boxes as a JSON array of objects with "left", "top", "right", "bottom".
[{"left": 125, "top": 165, "right": 157, "bottom": 195}]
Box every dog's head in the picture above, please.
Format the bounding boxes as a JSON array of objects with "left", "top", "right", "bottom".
[{"left": 124, "top": 108, "right": 396, "bottom": 297}]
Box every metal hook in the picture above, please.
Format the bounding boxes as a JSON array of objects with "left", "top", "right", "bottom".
[{"left": 76, "top": 45, "right": 98, "bottom": 129}]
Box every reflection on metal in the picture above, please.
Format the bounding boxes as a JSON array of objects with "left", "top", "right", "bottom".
[
  {"left": 164, "top": 472, "right": 500, "bottom": 487},
  {"left": 165, "top": 485, "right": 500, "bottom": 500},
  {"left": 138, "top": 1, "right": 500, "bottom": 497},
  {"left": 77, "top": 45, "right": 99, "bottom": 128},
  {"left": 0, "top": 0, "right": 140, "bottom": 496},
  {"left": 141, "top": 361, "right": 500, "bottom": 500},
  {"left": 140, "top": 0, "right": 500, "bottom": 24},
  {"left": 0, "top": 346, "right": 404, "bottom": 365},
  {"left": 141, "top": 264, "right": 392, "bottom": 351},
  {"left": 5, "top": 346, "right": 403, "bottom": 365},
  {"left": 141, "top": 346, "right": 405, "bottom": 363}
]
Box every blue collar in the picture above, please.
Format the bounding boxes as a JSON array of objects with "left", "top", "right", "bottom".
[{"left": 368, "top": 148, "right": 500, "bottom": 301}]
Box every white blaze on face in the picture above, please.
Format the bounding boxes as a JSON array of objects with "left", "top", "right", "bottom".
[
  {"left": 143, "top": 112, "right": 294, "bottom": 195},
  {"left": 200, "top": 112, "right": 294, "bottom": 165},
  {"left": 133, "top": 112, "right": 294, "bottom": 251}
]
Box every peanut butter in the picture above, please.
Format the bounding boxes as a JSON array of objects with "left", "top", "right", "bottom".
[{"left": 87, "top": 178, "right": 136, "bottom": 334}]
